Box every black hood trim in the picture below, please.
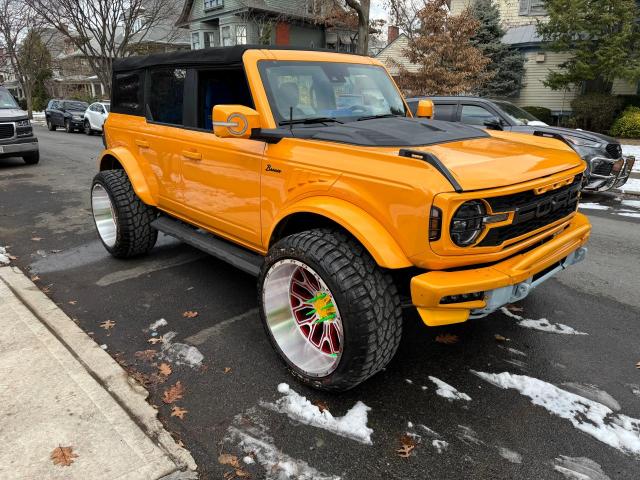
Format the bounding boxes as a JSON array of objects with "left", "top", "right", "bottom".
[
  {"left": 532, "top": 125, "right": 617, "bottom": 144},
  {"left": 0, "top": 114, "right": 28, "bottom": 122}
]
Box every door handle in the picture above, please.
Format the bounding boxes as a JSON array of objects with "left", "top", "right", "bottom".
[
  {"left": 182, "top": 150, "right": 202, "bottom": 161},
  {"left": 135, "top": 139, "right": 149, "bottom": 148}
]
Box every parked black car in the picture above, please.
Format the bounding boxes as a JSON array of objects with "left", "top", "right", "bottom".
[
  {"left": 0, "top": 85, "right": 39, "bottom": 165},
  {"left": 45, "top": 99, "right": 89, "bottom": 133},
  {"left": 406, "top": 96, "right": 635, "bottom": 192}
]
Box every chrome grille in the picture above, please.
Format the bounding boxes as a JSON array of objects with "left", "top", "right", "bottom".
[{"left": 0, "top": 123, "right": 15, "bottom": 139}]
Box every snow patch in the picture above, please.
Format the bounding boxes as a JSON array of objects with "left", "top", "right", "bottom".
[
  {"left": 432, "top": 439, "right": 448, "bottom": 454},
  {"left": 578, "top": 202, "right": 610, "bottom": 211},
  {"left": 619, "top": 177, "right": 640, "bottom": 193},
  {"left": 159, "top": 331, "right": 204, "bottom": 368},
  {"left": 417, "top": 424, "right": 440, "bottom": 438},
  {"left": 507, "top": 347, "right": 527, "bottom": 357},
  {"left": 405, "top": 378, "right": 413, "bottom": 384},
  {"left": 616, "top": 212, "right": 640, "bottom": 218},
  {"left": 621, "top": 199, "right": 640, "bottom": 209},
  {"left": 428, "top": 376, "right": 471, "bottom": 401},
  {"left": 498, "top": 447, "right": 522, "bottom": 464},
  {"left": 553, "top": 456, "right": 611, "bottom": 480},
  {"left": 500, "top": 308, "right": 588, "bottom": 335},
  {"left": 472, "top": 371, "right": 640, "bottom": 456},
  {"left": 263, "top": 384, "right": 373, "bottom": 444},
  {"left": 622, "top": 145, "right": 640, "bottom": 173},
  {"left": 228, "top": 426, "right": 340, "bottom": 480},
  {"left": 243, "top": 456, "right": 255, "bottom": 465},
  {"left": 407, "top": 421, "right": 414, "bottom": 429},
  {"left": 561, "top": 383, "right": 621, "bottom": 412},
  {"left": 457, "top": 425, "right": 483, "bottom": 446},
  {"left": 627, "top": 384, "right": 640, "bottom": 399},
  {"left": 148, "top": 318, "right": 168, "bottom": 331},
  {"left": 0, "top": 247, "right": 10, "bottom": 265}
]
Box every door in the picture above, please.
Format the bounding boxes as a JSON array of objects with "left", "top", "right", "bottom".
[
  {"left": 459, "top": 104, "right": 497, "bottom": 127},
  {"left": 93, "top": 104, "right": 107, "bottom": 130},
  {"left": 51, "top": 101, "right": 63, "bottom": 126}
]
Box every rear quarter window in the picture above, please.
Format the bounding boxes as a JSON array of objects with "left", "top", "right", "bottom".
[{"left": 112, "top": 71, "right": 144, "bottom": 115}]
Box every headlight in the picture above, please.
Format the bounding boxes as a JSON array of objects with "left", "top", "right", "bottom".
[
  {"left": 450, "top": 200, "right": 486, "bottom": 247},
  {"left": 16, "top": 119, "right": 30, "bottom": 127},
  {"left": 563, "top": 135, "right": 602, "bottom": 149}
]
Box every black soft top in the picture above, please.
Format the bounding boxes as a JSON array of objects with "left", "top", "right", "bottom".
[{"left": 112, "top": 45, "right": 338, "bottom": 72}]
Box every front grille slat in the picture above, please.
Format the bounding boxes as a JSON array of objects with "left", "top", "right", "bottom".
[
  {"left": 0, "top": 123, "right": 15, "bottom": 139},
  {"left": 478, "top": 175, "right": 581, "bottom": 247},
  {"left": 606, "top": 143, "right": 622, "bottom": 159}
]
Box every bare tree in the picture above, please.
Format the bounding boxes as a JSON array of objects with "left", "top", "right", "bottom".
[
  {"left": 387, "top": 0, "right": 423, "bottom": 41},
  {"left": 343, "top": 0, "right": 370, "bottom": 55},
  {"left": 0, "top": 0, "right": 50, "bottom": 117},
  {"left": 25, "top": 0, "right": 179, "bottom": 92}
]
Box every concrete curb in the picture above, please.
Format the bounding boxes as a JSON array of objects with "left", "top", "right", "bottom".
[{"left": 0, "top": 266, "right": 197, "bottom": 475}]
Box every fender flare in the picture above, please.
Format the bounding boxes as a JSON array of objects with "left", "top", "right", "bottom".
[
  {"left": 98, "top": 147, "right": 156, "bottom": 206},
  {"left": 271, "top": 196, "right": 412, "bottom": 269}
]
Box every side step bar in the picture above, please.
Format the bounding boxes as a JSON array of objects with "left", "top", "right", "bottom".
[{"left": 151, "top": 216, "right": 264, "bottom": 277}]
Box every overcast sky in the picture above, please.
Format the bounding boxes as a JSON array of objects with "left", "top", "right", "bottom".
[{"left": 370, "top": 0, "right": 389, "bottom": 21}]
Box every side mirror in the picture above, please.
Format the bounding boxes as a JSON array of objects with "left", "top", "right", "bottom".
[
  {"left": 212, "top": 105, "right": 260, "bottom": 139},
  {"left": 415, "top": 99, "right": 434, "bottom": 119},
  {"left": 483, "top": 116, "right": 503, "bottom": 130}
]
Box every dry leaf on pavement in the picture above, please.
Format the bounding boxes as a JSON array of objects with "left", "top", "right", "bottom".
[
  {"left": 147, "top": 337, "right": 163, "bottom": 345},
  {"left": 31, "top": 237, "right": 43, "bottom": 241},
  {"left": 158, "top": 363, "right": 172, "bottom": 376},
  {"left": 494, "top": 334, "right": 509, "bottom": 342},
  {"left": 435, "top": 333, "right": 459, "bottom": 345},
  {"left": 68, "top": 300, "right": 77, "bottom": 305},
  {"left": 171, "top": 406, "right": 188, "bottom": 419},
  {"left": 218, "top": 453, "right": 241, "bottom": 468},
  {"left": 396, "top": 444, "right": 415, "bottom": 458},
  {"left": 636, "top": 361, "right": 640, "bottom": 369},
  {"left": 182, "top": 310, "right": 199, "bottom": 318},
  {"left": 100, "top": 320, "right": 116, "bottom": 330},
  {"left": 30, "top": 275, "right": 40, "bottom": 282},
  {"left": 134, "top": 349, "right": 157, "bottom": 361},
  {"left": 50, "top": 446, "right": 78, "bottom": 467},
  {"left": 313, "top": 400, "right": 329, "bottom": 413},
  {"left": 234, "top": 469, "right": 250, "bottom": 478},
  {"left": 223, "top": 367, "right": 232, "bottom": 374},
  {"left": 162, "top": 381, "right": 184, "bottom": 404}
]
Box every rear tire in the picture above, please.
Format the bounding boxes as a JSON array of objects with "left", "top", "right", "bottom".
[
  {"left": 91, "top": 170, "right": 158, "bottom": 258},
  {"left": 23, "top": 151, "right": 40, "bottom": 165},
  {"left": 84, "top": 120, "right": 93, "bottom": 135},
  {"left": 259, "top": 228, "right": 402, "bottom": 391}
]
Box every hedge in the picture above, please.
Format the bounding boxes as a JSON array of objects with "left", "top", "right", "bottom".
[
  {"left": 610, "top": 106, "right": 640, "bottom": 138},
  {"left": 522, "top": 106, "right": 553, "bottom": 125}
]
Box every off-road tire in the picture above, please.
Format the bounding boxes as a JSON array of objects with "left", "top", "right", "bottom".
[
  {"left": 22, "top": 151, "right": 40, "bottom": 165},
  {"left": 46, "top": 119, "right": 56, "bottom": 131},
  {"left": 258, "top": 228, "right": 403, "bottom": 391},
  {"left": 91, "top": 169, "right": 158, "bottom": 258},
  {"left": 84, "top": 120, "right": 93, "bottom": 135}
]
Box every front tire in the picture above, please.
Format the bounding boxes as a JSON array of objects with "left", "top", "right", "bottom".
[
  {"left": 91, "top": 170, "right": 158, "bottom": 258},
  {"left": 64, "top": 119, "right": 72, "bottom": 133},
  {"left": 23, "top": 151, "right": 40, "bottom": 165},
  {"left": 46, "top": 119, "right": 56, "bottom": 131},
  {"left": 259, "top": 229, "right": 402, "bottom": 391},
  {"left": 84, "top": 120, "right": 93, "bottom": 135}
]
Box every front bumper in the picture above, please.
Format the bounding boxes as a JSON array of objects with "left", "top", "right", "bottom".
[
  {"left": 584, "top": 156, "right": 635, "bottom": 191},
  {"left": 0, "top": 137, "right": 39, "bottom": 157},
  {"left": 410, "top": 212, "right": 591, "bottom": 326}
]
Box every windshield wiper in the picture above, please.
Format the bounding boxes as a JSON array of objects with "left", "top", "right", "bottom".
[
  {"left": 355, "top": 113, "right": 400, "bottom": 121},
  {"left": 279, "top": 116, "right": 344, "bottom": 126}
]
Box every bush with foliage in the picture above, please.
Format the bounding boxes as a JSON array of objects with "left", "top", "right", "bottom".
[
  {"left": 570, "top": 94, "right": 622, "bottom": 133},
  {"left": 610, "top": 107, "right": 640, "bottom": 138},
  {"left": 522, "top": 106, "right": 553, "bottom": 125}
]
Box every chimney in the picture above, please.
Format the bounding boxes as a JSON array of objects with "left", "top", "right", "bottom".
[{"left": 387, "top": 25, "right": 399, "bottom": 44}]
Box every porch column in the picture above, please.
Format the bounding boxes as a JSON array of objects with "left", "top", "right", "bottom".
[{"left": 90, "top": 83, "right": 96, "bottom": 97}]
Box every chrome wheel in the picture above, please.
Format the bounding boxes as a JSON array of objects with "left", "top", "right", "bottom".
[
  {"left": 263, "top": 259, "right": 343, "bottom": 377},
  {"left": 91, "top": 183, "right": 117, "bottom": 248}
]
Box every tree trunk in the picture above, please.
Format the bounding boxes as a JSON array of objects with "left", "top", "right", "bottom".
[{"left": 356, "top": 0, "right": 370, "bottom": 56}]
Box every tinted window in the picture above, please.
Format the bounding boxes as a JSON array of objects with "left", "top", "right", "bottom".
[
  {"left": 433, "top": 104, "right": 457, "bottom": 121},
  {"left": 148, "top": 68, "right": 186, "bottom": 125},
  {"left": 104, "top": 104, "right": 110, "bottom": 112},
  {"left": 113, "top": 71, "right": 143, "bottom": 115},
  {"left": 461, "top": 105, "right": 494, "bottom": 126},
  {"left": 197, "top": 69, "right": 254, "bottom": 130},
  {"left": 63, "top": 101, "right": 88, "bottom": 110}
]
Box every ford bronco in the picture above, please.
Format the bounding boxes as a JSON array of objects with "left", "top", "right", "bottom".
[{"left": 92, "top": 46, "right": 591, "bottom": 391}]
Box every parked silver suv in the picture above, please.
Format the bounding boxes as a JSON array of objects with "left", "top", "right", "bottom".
[{"left": 0, "top": 86, "right": 39, "bottom": 165}]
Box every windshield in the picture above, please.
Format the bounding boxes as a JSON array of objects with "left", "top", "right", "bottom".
[
  {"left": 64, "top": 101, "right": 88, "bottom": 110},
  {"left": 0, "top": 90, "right": 19, "bottom": 109},
  {"left": 493, "top": 100, "right": 542, "bottom": 126},
  {"left": 258, "top": 61, "right": 407, "bottom": 125}
]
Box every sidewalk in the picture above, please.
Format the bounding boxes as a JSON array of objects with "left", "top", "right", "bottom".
[{"left": 0, "top": 266, "right": 197, "bottom": 479}]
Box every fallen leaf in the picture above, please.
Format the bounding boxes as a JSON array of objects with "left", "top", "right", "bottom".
[
  {"left": 100, "top": 320, "right": 116, "bottom": 330},
  {"left": 68, "top": 300, "right": 77, "bottom": 305},
  {"left": 396, "top": 443, "right": 415, "bottom": 458},
  {"left": 129, "top": 370, "right": 151, "bottom": 387},
  {"left": 435, "top": 333, "right": 459, "bottom": 345},
  {"left": 31, "top": 237, "right": 43, "bottom": 241},
  {"left": 7, "top": 254, "right": 17, "bottom": 260},
  {"left": 42, "top": 285, "right": 51, "bottom": 293},
  {"left": 158, "top": 362, "right": 172, "bottom": 376},
  {"left": 223, "top": 367, "right": 232, "bottom": 374},
  {"left": 313, "top": 400, "right": 329, "bottom": 413},
  {"left": 218, "top": 453, "right": 241, "bottom": 468},
  {"left": 235, "top": 469, "right": 250, "bottom": 478},
  {"left": 494, "top": 334, "right": 509, "bottom": 342},
  {"left": 162, "top": 381, "right": 184, "bottom": 404},
  {"left": 171, "top": 405, "right": 188, "bottom": 419},
  {"left": 50, "top": 446, "right": 78, "bottom": 467},
  {"left": 147, "top": 337, "right": 163, "bottom": 345},
  {"left": 182, "top": 310, "right": 199, "bottom": 318},
  {"left": 30, "top": 275, "right": 40, "bottom": 282},
  {"left": 134, "top": 349, "right": 157, "bottom": 361},
  {"left": 506, "top": 304, "right": 524, "bottom": 313},
  {"left": 636, "top": 361, "right": 640, "bottom": 369}
]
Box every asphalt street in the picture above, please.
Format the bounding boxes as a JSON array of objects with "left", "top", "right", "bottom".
[{"left": 1, "top": 125, "right": 639, "bottom": 480}]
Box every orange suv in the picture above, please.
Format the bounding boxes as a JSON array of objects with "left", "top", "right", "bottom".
[{"left": 92, "top": 46, "right": 590, "bottom": 391}]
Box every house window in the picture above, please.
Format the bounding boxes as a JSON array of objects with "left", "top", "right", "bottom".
[
  {"left": 519, "top": 0, "right": 546, "bottom": 16},
  {"left": 236, "top": 25, "right": 247, "bottom": 45},
  {"left": 203, "top": 0, "right": 223, "bottom": 10},
  {"left": 191, "top": 32, "right": 201, "bottom": 50},
  {"left": 221, "top": 26, "right": 232, "bottom": 46},
  {"left": 204, "top": 31, "right": 218, "bottom": 48}
]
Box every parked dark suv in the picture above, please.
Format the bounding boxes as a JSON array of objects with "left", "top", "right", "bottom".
[
  {"left": 45, "top": 99, "right": 89, "bottom": 133},
  {"left": 0, "top": 85, "right": 39, "bottom": 164},
  {"left": 406, "top": 96, "right": 635, "bottom": 192}
]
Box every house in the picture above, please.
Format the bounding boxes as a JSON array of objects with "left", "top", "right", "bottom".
[
  {"left": 175, "top": 0, "right": 357, "bottom": 52},
  {"left": 375, "top": 26, "right": 418, "bottom": 78},
  {"left": 449, "top": 0, "right": 639, "bottom": 116}
]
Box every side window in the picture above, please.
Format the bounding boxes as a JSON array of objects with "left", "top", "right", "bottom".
[
  {"left": 147, "top": 68, "right": 186, "bottom": 125},
  {"left": 433, "top": 104, "right": 457, "bottom": 121},
  {"left": 197, "top": 68, "right": 254, "bottom": 130},
  {"left": 461, "top": 105, "right": 494, "bottom": 126},
  {"left": 112, "top": 71, "right": 144, "bottom": 115}
]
